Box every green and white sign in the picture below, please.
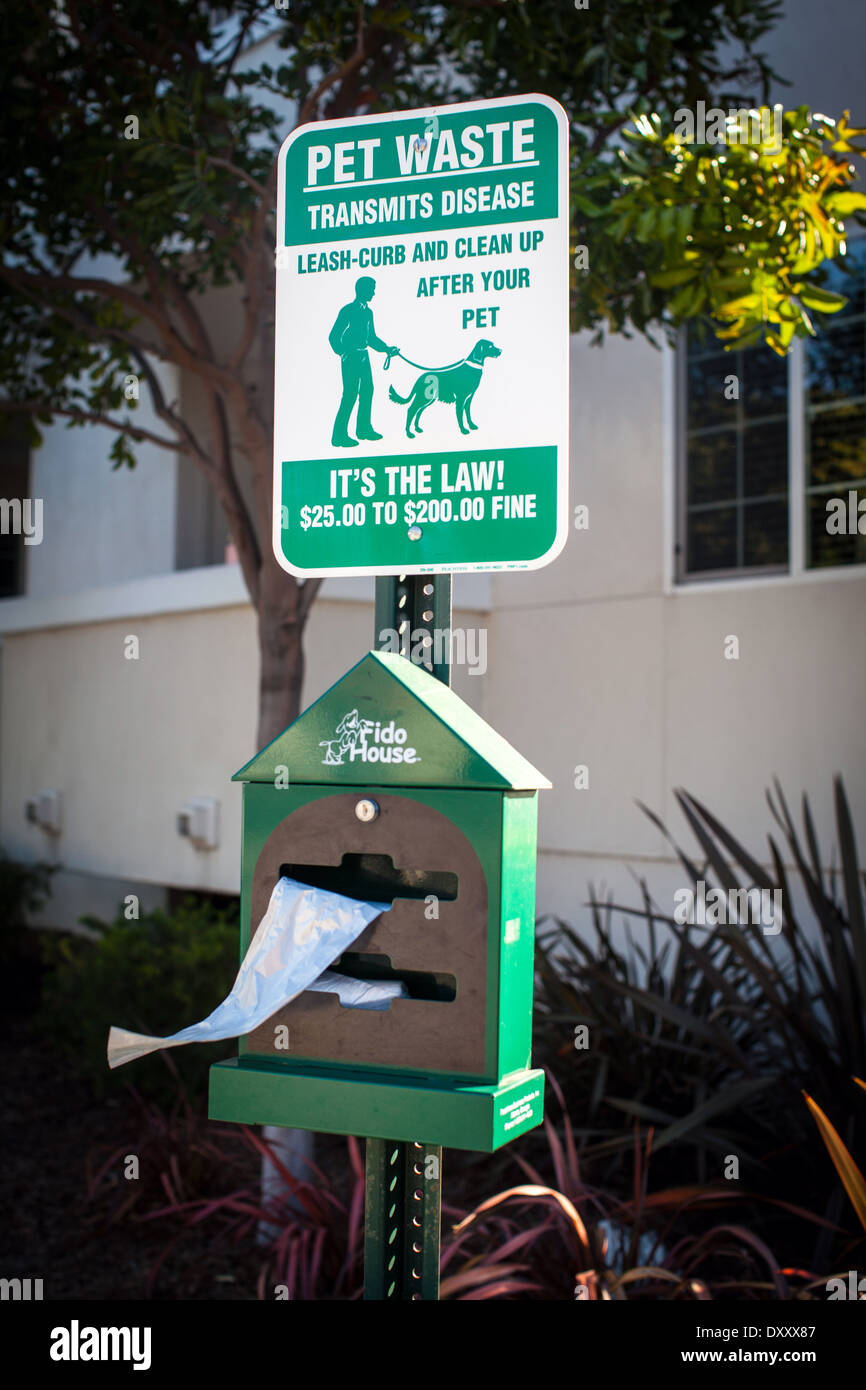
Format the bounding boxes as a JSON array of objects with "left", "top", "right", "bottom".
[{"left": 273, "top": 94, "right": 569, "bottom": 578}]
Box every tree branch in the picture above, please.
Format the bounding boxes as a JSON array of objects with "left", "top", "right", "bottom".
[
  {"left": 0, "top": 399, "right": 186, "bottom": 453},
  {"left": 126, "top": 346, "right": 214, "bottom": 474},
  {"left": 1, "top": 263, "right": 172, "bottom": 342},
  {"left": 0, "top": 264, "right": 170, "bottom": 373},
  {"left": 198, "top": 154, "right": 270, "bottom": 201},
  {"left": 296, "top": 7, "right": 369, "bottom": 127}
]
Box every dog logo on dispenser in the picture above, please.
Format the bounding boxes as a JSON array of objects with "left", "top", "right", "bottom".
[{"left": 319, "top": 709, "right": 420, "bottom": 766}]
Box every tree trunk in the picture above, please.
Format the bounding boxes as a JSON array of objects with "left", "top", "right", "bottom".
[{"left": 256, "top": 587, "right": 306, "bottom": 747}]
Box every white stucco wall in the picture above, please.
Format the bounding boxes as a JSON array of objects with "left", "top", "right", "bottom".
[
  {"left": 2, "top": 0, "right": 864, "bottom": 935},
  {"left": 484, "top": 332, "right": 866, "bottom": 926},
  {"left": 27, "top": 363, "right": 180, "bottom": 596},
  {"left": 0, "top": 572, "right": 489, "bottom": 918}
]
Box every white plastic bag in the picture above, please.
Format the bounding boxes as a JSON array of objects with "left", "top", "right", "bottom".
[
  {"left": 106, "top": 876, "right": 392, "bottom": 1068},
  {"left": 306, "top": 969, "right": 409, "bottom": 1011}
]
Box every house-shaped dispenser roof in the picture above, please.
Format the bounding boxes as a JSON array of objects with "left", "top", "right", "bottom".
[{"left": 233, "top": 650, "right": 551, "bottom": 791}]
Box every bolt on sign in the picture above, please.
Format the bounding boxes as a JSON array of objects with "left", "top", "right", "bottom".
[{"left": 273, "top": 94, "right": 569, "bottom": 577}]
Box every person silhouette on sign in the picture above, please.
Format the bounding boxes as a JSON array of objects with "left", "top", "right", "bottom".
[{"left": 329, "top": 276, "right": 398, "bottom": 447}]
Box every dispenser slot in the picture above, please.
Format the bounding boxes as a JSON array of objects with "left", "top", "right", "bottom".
[{"left": 280, "top": 852, "right": 458, "bottom": 905}]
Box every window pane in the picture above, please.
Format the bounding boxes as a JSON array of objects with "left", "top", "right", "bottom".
[
  {"left": 742, "top": 419, "right": 788, "bottom": 498},
  {"left": 805, "top": 318, "right": 866, "bottom": 406},
  {"left": 811, "top": 241, "right": 866, "bottom": 317},
  {"left": 743, "top": 499, "right": 788, "bottom": 567},
  {"left": 743, "top": 348, "right": 789, "bottom": 420},
  {"left": 0, "top": 428, "right": 29, "bottom": 597},
  {"left": 687, "top": 352, "right": 733, "bottom": 431},
  {"left": 687, "top": 506, "right": 737, "bottom": 573},
  {"left": 0, "top": 536, "right": 21, "bottom": 597},
  {"left": 681, "top": 323, "right": 790, "bottom": 577},
  {"left": 803, "top": 236, "right": 866, "bottom": 571},
  {"left": 807, "top": 404, "right": 866, "bottom": 487},
  {"left": 687, "top": 430, "right": 737, "bottom": 506},
  {"left": 807, "top": 487, "right": 866, "bottom": 568}
]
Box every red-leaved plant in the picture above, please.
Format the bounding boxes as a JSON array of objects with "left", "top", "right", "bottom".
[
  {"left": 439, "top": 1075, "right": 838, "bottom": 1300},
  {"left": 126, "top": 1071, "right": 839, "bottom": 1300}
]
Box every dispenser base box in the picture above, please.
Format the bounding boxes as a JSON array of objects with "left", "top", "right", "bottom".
[{"left": 209, "top": 1059, "right": 545, "bottom": 1153}]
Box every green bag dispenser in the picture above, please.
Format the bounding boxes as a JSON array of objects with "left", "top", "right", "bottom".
[{"left": 209, "top": 649, "right": 550, "bottom": 1152}]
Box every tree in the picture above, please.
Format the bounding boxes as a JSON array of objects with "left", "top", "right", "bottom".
[
  {"left": 0, "top": 0, "right": 861, "bottom": 746},
  {"left": 582, "top": 105, "right": 866, "bottom": 351}
]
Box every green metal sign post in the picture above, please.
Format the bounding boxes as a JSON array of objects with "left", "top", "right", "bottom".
[
  {"left": 364, "top": 1135, "right": 442, "bottom": 1300},
  {"left": 208, "top": 92, "right": 568, "bottom": 1302},
  {"left": 365, "top": 571, "right": 451, "bottom": 1300}
]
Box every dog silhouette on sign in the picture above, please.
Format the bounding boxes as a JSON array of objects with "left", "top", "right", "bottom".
[{"left": 388, "top": 339, "right": 501, "bottom": 439}]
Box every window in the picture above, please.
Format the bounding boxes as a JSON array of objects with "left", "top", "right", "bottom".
[
  {"left": 679, "top": 329, "right": 788, "bottom": 578},
  {"left": 0, "top": 424, "right": 31, "bottom": 597},
  {"left": 804, "top": 239, "right": 866, "bottom": 568},
  {"left": 676, "top": 237, "right": 866, "bottom": 581},
  {"left": 174, "top": 452, "right": 230, "bottom": 570}
]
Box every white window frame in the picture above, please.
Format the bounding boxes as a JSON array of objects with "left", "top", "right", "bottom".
[{"left": 665, "top": 325, "right": 866, "bottom": 596}]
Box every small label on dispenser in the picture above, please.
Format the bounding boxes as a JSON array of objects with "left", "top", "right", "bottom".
[{"left": 504, "top": 916, "right": 521, "bottom": 944}]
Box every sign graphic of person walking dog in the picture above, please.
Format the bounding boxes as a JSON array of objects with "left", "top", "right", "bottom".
[
  {"left": 329, "top": 276, "right": 399, "bottom": 447},
  {"left": 330, "top": 275, "right": 501, "bottom": 445},
  {"left": 275, "top": 94, "right": 569, "bottom": 577}
]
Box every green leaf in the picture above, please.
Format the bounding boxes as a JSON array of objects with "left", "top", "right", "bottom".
[
  {"left": 804, "top": 1091, "right": 866, "bottom": 1233},
  {"left": 649, "top": 267, "right": 698, "bottom": 289},
  {"left": 650, "top": 1078, "right": 775, "bottom": 1153},
  {"left": 834, "top": 777, "right": 866, "bottom": 1028},
  {"left": 826, "top": 191, "right": 866, "bottom": 216},
  {"left": 798, "top": 285, "right": 847, "bottom": 312},
  {"left": 572, "top": 194, "right": 606, "bottom": 217}
]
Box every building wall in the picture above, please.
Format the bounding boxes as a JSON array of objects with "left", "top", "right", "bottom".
[
  {"left": 27, "top": 363, "right": 180, "bottom": 596},
  {"left": 484, "top": 0, "right": 866, "bottom": 923},
  {"left": 1, "top": 0, "right": 864, "bottom": 933},
  {"left": 485, "top": 329, "right": 866, "bottom": 924},
  {"left": 0, "top": 565, "right": 489, "bottom": 922},
  {"left": 8, "top": 316, "right": 863, "bottom": 931}
]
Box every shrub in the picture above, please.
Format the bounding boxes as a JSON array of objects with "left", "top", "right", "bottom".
[
  {"left": 40, "top": 895, "right": 239, "bottom": 1105},
  {"left": 86, "top": 1084, "right": 256, "bottom": 1225},
  {"left": 144, "top": 1076, "right": 831, "bottom": 1301},
  {"left": 533, "top": 778, "right": 866, "bottom": 1271},
  {"left": 144, "top": 1126, "right": 367, "bottom": 1301},
  {"left": 0, "top": 846, "right": 56, "bottom": 929},
  {"left": 0, "top": 846, "right": 57, "bottom": 1012},
  {"left": 441, "top": 1079, "right": 828, "bottom": 1300}
]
